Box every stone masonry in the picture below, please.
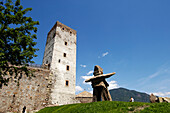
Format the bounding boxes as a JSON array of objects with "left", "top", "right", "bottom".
[
  {"left": 42, "top": 21, "right": 77, "bottom": 105},
  {"left": 0, "top": 21, "right": 78, "bottom": 112},
  {"left": 0, "top": 67, "right": 50, "bottom": 112}
]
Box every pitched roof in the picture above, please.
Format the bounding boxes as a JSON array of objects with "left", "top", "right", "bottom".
[{"left": 76, "top": 91, "right": 93, "bottom": 97}]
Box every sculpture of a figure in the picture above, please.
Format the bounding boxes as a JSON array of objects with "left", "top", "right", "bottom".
[
  {"left": 150, "top": 93, "right": 170, "bottom": 103},
  {"left": 85, "top": 65, "right": 116, "bottom": 102}
]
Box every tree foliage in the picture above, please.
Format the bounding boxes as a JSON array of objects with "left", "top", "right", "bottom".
[{"left": 0, "top": 0, "right": 39, "bottom": 87}]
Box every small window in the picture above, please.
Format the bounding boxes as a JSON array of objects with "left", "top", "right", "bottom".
[
  {"left": 48, "top": 63, "right": 51, "bottom": 70},
  {"left": 70, "top": 31, "right": 72, "bottom": 35},
  {"left": 53, "top": 32, "right": 56, "bottom": 38},
  {"left": 58, "top": 59, "right": 61, "bottom": 63},
  {"left": 66, "top": 65, "right": 70, "bottom": 71},
  {"left": 62, "top": 28, "right": 65, "bottom": 30},
  {"left": 65, "top": 80, "right": 69, "bottom": 86},
  {"left": 65, "top": 42, "right": 68, "bottom": 46},
  {"left": 63, "top": 53, "right": 66, "bottom": 57}
]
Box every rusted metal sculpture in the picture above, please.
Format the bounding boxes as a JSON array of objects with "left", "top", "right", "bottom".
[{"left": 85, "top": 65, "right": 116, "bottom": 102}]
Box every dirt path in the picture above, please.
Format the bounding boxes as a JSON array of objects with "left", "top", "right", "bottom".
[{"left": 128, "top": 105, "right": 150, "bottom": 113}]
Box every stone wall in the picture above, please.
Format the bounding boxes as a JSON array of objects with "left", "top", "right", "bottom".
[
  {"left": 75, "top": 97, "right": 93, "bottom": 103},
  {"left": 0, "top": 67, "right": 50, "bottom": 113}
]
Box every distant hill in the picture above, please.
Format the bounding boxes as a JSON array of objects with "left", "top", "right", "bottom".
[{"left": 109, "top": 87, "right": 150, "bottom": 102}]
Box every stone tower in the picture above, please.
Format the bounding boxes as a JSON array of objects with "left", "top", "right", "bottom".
[{"left": 43, "top": 21, "right": 77, "bottom": 105}]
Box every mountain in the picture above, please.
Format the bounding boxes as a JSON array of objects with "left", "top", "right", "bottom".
[{"left": 109, "top": 87, "right": 150, "bottom": 102}]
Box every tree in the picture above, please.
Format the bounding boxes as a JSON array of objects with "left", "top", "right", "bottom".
[{"left": 0, "top": 0, "right": 39, "bottom": 88}]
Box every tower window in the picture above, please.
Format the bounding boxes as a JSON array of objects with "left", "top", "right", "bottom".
[
  {"left": 63, "top": 53, "right": 66, "bottom": 57},
  {"left": 65, "top": 42, "right": 68, "bottom": 46},
  {"left": 65, "top": 80, "right": 69, "bottom": 86},
  {"left": 48, "top": 63, "right": 51, "bottom": 70},
  {"left": 70, "top": 31, "right": 72, "bottom": 36},
  {"left": 62, "top": 28, "right": 65, "bottom": 31},
  {"left": 66, "top": 65, "right": 70, "bottom": 71},
  {"left": 58, "top": 59, "right": 61, "bottom": 63},
  {"left": 53, "top": 32, "right": 56, "bottom": 38}
]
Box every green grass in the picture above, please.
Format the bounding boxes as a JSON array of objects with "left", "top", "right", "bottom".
[{"left": 37, "top": 101, "right": 170, "bottom": 113}]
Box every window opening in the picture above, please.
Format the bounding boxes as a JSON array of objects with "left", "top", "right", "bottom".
[
  {"left": 53, "top": 32, "right": 56, "bottom": 38},
  {"left": 63, "top": 53, "right": 66, "bottom": 57},
  {"left": 65, "top": 80, "right": 69, "bottom": 86},
  {"left": 66, "top": 65, "right": 70, "bottom": 71},
  {"left": 22, "top": 106, "right": 26, "bottom": 113},
  {"left": 65, "top": 42, "right": 68, "bottom": 46},
  {"left": 48, "top": 63, "right": 51, "bottom": 70},
  {"left": 58, "top": 59, "right": 61, "bottom": 63}
]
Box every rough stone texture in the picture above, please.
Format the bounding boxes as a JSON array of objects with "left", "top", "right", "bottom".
[
  {"left": 85, "top": 65, "right": 114, "bottom": 102},
  {"left": 42, "top": 21, "right": 77, "bottom": 105},
  {"left": 76, "top": 97, "right": 92, "bottom": 103},
  {"left": 0, "top": 67, "right": 50, "bottom": 113},
  {"left": 0, "top": 21, "right": 78, "bottom": 112}
]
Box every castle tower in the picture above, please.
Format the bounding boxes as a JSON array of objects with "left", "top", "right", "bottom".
[{"left": 43, "top": 21, "right": 77, "bottom": 105}]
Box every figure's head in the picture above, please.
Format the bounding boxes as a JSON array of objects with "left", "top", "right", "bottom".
[{"left": 93, "top": 65, "right": 103, "bottom": 76}]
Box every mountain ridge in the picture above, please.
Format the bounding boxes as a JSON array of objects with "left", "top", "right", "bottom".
[{"left": 109, "top": 87, "right": 150, "bottom": 102}]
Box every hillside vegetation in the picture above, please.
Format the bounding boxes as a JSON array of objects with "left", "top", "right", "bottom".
[
  {"left": 37, "top": 101, "right": 170, "bottom": 113},
  {"left": 110, "top": 88, "right": 150, "bottom": 102}
]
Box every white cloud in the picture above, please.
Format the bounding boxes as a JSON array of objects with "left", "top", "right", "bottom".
[
  {"left": 75, "top": 86, "right": 83, "bottom": 92},
  {"left": 102, "top": 52, "right": 109, "bottom": 57},
  {"left": 98, "top": 52, "right": 109, "bottom": 58},
  {"left": 80, "top": 64, "right": 86, "bottom": 68},
  {"left": 88, "top": 88, "right": 91, "bottom": 90},
  {"left": 81, "top": 76, "right": 92, "bottom": 80},
  {"left": 152, "top": 92, "right": 170, "bottom": 97},
  {"left": 138, "top": 65, "right": 170, "bottom": 85},
  {"left": 87, "top": 70, "right": 93, "bottom": 75},
  {"left": 89, "top": 90, "right": 93, "bottom": 94},
  {"left": 81, "top": 75, "right": 92, "bottom": 85},
  {"left": 108, "top": 80, "right": 119, "bottom": 90},
  {"left": 148, "top": 70, "right": 161, "bottom": 79}
]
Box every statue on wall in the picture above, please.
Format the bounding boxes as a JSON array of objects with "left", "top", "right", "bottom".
[{"left": 85, "top": 65, "right": 116, "bottom": 102}]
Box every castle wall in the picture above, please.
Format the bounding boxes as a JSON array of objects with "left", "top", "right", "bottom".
[
  {"left": 0, "top": 68, "right": 50, "bottom": 113},
  {"left": 0, "top": 21, "right": 78, "bottom": 112}
]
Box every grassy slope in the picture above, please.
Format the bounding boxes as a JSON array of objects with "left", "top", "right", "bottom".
[{"left": 37, "top": 101, "right": 170, "bottom": 113}]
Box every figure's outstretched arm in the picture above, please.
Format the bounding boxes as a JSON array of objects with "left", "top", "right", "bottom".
[
  {"left": 102, "top": 72, "right": 116, "bottom": 78},
  {"left": 85, "top": 72, "right": 116, "bottom": 82}
]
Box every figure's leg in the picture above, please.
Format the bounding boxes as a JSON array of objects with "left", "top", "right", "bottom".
[
  {"left": 97, "top": 87, "right": 102, "bottom": 101},
  {"left": 101, "top": 87, "right": 112, "bottom": 101},
  {"left": 93, "top": 87, "right": 102, "bottom": 102},
  {"left": 107, "top": 88, "right": 112, "bottom": 101},
  {"left": 92, "top": 88, "right": 97, "bottom": 102}
]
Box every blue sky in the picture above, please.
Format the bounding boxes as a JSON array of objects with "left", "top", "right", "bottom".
[{"left": 21, "top": 0, "right": 170, "bottom": 97}]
